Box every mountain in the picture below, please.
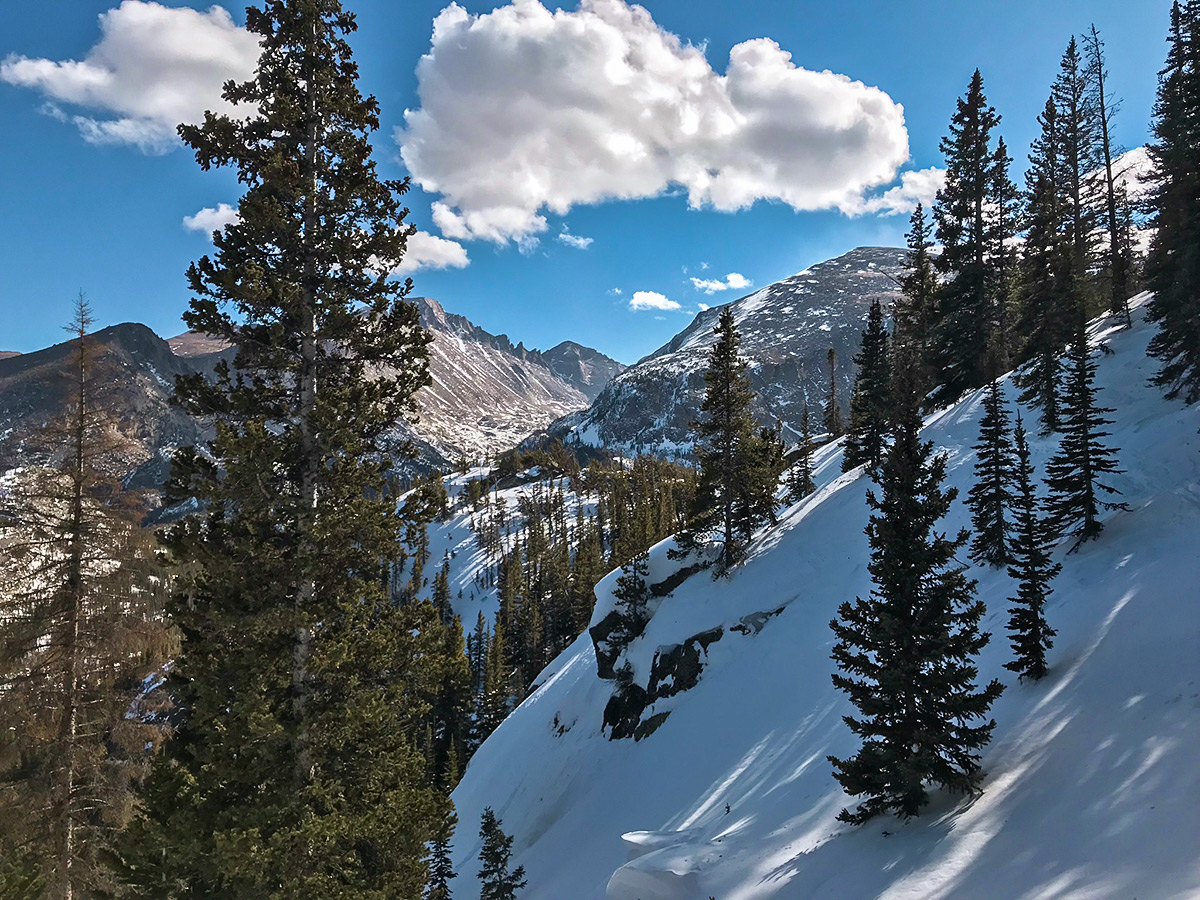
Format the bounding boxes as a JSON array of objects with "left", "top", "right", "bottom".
[
  {"left": 0, "top": 299, "right": 623, "bottom": 486},
  {"left": 447, "top": 295, "right": 1200, "bottom": 899},
  {"left": 548, "top": 246, "right": 907, "bottom": 455}
]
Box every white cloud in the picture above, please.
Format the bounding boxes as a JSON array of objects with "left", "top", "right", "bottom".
[
  {"left": 691, "top": 272, "right": 752, "bottom": 294},
  {"left": 697, "top": 302, "right": 711, "bottom": 311},
  {"left": 845, "top": 166, "right": 946, "bottom": 216},
  {"left": 182, "top": 202, "right": 239, "bottom": 234},
  {"left": 398, "top": 0, "right": 911, "bottom": 245},
  {"left": 1, "top": 1, "right": 260, "bottom": 153},
  {"left": 607, "top": 287, "right": 623, "bottom": 295},
  {"left": 629, "top": 290, "right": 680, "bottom": 312},
  {"left": 556, "top": 228, "right": 594, "bottom": 249},
  {"left": 394, "top": 230, "right": 470, "bottom": 274}
]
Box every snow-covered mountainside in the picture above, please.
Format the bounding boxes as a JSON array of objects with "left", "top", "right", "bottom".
[
  {"left": 549, "top": 247, "right": 907, "bottom": 456},
  {"left": 412, "top": 297, "right": 624, "bottom": 460},
  {"left": 449, "top": 295, "right": 1200, "bottom": 899}
]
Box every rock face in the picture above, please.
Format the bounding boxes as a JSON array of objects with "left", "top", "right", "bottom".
[
  {"left": 0, "top": 299, "right": 624, "bottom": 486},
  {"left": 549, "top": 246, "right": 908, "bottom": 455}
]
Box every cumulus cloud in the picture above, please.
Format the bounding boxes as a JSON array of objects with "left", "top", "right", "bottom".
[
  {"left": 182, "top": 202, "right": 239, "bottom": 234},
  {"left": 845, "top": 166, "right": 946, "bottom": 216},
  {"left": 0, "top": 1, "right": 260, "bottom": 153},
  {"left": 556, "top": 228, "right": 594, "bottom": 249},
  {"left": 629, "top": 290, "right": 680, "bottom": 312},
  {"left": 691, "top": 272, "right": 752, "bottom": 294},
  {"left": 399, "top": 0, "right": 911, "bottom": 245},
  {"left": 394, "top": 230, "right": 470, "bottom": 274}
]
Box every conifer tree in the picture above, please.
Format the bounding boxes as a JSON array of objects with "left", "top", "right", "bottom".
[
  {"left": 1053, "top": 37, "right": 1103, "bottom": 295},
  {"left": 1014, "top": 97, "right": 1073, "bottom": 434},
  {"left": 787, "top": 405, "right": 816, "bottom": 502},
  {"left": 692, "top": 307, "right": 757, "bottom": 569},
  {"left": 1005, "top": 416, "right": 1060, "bottom": 681},
  {"left": 0, "top": 298, "right": 172, "bottom": 900},
  {"left": 894, "top": 204, "right": 940, "bottom": 401},
  {"left": 930, "top": 70, "right": 1010, "bottom": 406},
  {"left": 1145, "top": 0, "right": 1200, "bottom": 403},
  {"left": 1044, "top": 320, "right": 1128, "bottom": 546},
  {"left": 425, "top": 808, "right": 457, "bottom": 900},
  {"left": 822, "top": 347, "right": 844, "bottom": 437},
  {"left": 611, "top": 550, "right": 651, "bottom": 643},
  {"left": 738, "top": 426, "right": 786, "bottom": 536},
  {"left": 119, "top": 3, "right": 446, "bottom": 895},
  {"left": 478, "top": 809, "right": 526, "bottom": 900},
  {"left": 967, "top": 377, "right": 1015, "bottom": 567},
  {"left": 828, "top": 359, "right": 1003, "bottom": 824},
  {"left": 843, "top": 298, "right": 892, "bottom": 471}
]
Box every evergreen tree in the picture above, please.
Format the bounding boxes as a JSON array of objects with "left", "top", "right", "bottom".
[
  {"left": 822, "top": 347, "right": 844, "bottom": 437},
  {"left": 990, "top": 136, "right": 1022, "bottom": 368},
  {"left": 1145, "top": 0, "right": 1200, "bottom": 403},
  {"left": 611, "top": 550, "right": 651, "bottom": 642},
  {"left": 425, "top": 808, "right": 457, "bottom": 900},
  {"left": 787, "top": 405, "right": 816, "bottom": 502},
  {"left": 738, "top": 426, "right": 786, "bottom": 537},
  {"left": 1014, "top": 97, "right": 1073, "bottom": 434},
  {"left": 0, "top": 298, "right": 172, "bottom": 900},
  {"left": 692, "top": 307, "right": 757, "bottom": 570},
  {"left": 828, "top": 360, "right": 1003, "bottom": 824},
  {"left": 930, "top": 70, "right": 1010, "bottom": 406},
  {"left": 843, "top": 298, "right": 892, "bottom": 472},
  {"left": 119, "top": 3, "right": 446, "bottom": 896},
  {"left": 477, "top": 809, "right": 526, "bottom": 900},
  {"left": 967, "top": 377, "right": 1015, "bottom": 567},
  {"left": 894, "top": 204, "right": 940, "bottom": 402},
  {"left": 1005, "top": 416, "right": 1060, "bottom": 681},
  {"left": 1044, "top": 320, "right": 1128, "bottom": 546}
]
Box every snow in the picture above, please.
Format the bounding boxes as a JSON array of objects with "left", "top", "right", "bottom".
[{"left": 447, "top": 295, "right": 1200, "bottom": 899}]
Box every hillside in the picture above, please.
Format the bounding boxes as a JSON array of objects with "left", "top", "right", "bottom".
[
  {"left": 548, "top": 247, "right": 907, "bottom": 456},
  {"left": 447, "top": 295, "right": 1200, "bottom": 899}
]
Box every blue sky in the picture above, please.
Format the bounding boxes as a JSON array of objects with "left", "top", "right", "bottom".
[{"left": 0, "top": 0, "right": 1173, "bottom": 363}]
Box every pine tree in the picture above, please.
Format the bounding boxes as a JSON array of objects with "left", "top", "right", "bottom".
[
  {"left": 1145, "top": 1, "right": 1200, "bottom": 403},
  {"left": 893, "top": 205, "right": 939, "bottom": 403},
  {"left": 1005, "top": 416, "right": 1060, "bottom": 681},
  {"left": 822, "top": 347, "right": 844, "bottom": 437},
  {"left": 990, "top": 136, "right": 1022, "bottom": 368},
  {"left": 787, "top": 405, "right": 816, "bottom": 502},
  {"left": 930, "top": 70, "right": 1010, "bottom": 406},
  {"left": 843, "top": 298, "right": 892, "bottom": 471},
  {"left": 1053, "top": 37, "right": 1103, "bottom": 300},
  {"left": 692, "top": 306, "right": 758, "bottom": 570},
  {"left": 425, "top": 808, "right": 457, "bottom": 900},
  {"left": 0, "top": 298, "right": 172, "bottom": 900},
  {"left": 737, "top": 426, "right": 786, "bottom": 537},
  {"left": 828, "top": 360, "right": 1003, "bottom": 824},
  {"left": 119, "top": 3, "right": 446, "bottom": 896},
  {"left": 1044, "top": 319, "right": 1128, "bottom": 547},
  {"left": 1014, "top": 97, "right": 1073, "bottom": 434},
  {"left": 611, "top": 550, "right": 651, "bottom": 643},
  {"left": 477, "top": 808, "right": 526, "bottom": 900},
  {"left": 967, "top": 377, "right": 1015, "bottom": 567}
]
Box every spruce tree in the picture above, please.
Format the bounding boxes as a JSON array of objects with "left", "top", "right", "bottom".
[
  {"left": 0, "top": 298, "right": 172, "bottom": 900},
  {"left": 843, "top": 298, "right": 892, "bottom": 472},
  {"left": 1044, "top": 319, "right": 1128, "bottom": 547},
  {"left": 425, "top": 808, "right": 457, "bottom": 900},
  {"left": 930, "top": 70, "right": 1010, "bottom": 406},
  {"left": 611, "top": 550, "right": 651, "bottom": 642},
  {"left": 967, "top": 377, "right": 1015, "bottom": 567},
  {"left": 478, "top": 809, "right": 526, "bottom": 900},
  {"left": 692, "top": 306, "right": 757, "bottom": 569},
  {"left": 1145, "top": 0, "right": 1200, "bottom": 403},
  {"left": 1005, "top": 416, "right": 1060, "bottom": 681},
  {"left": 119, "top": 3, "right": 446, "bottom": 896},
  {"left": 787, "top": 404, "right": 816, "bottom": 502},
  {"left": 738, "top": 425, "right": 786, "bottom": 537},
  {"left": 1052, "top": 37, "right": 1103, "bottom": 297},
  {"left": 828, "top": 359, "right": 1003, "bottom": 824},
  {"left": 822, "top": 347, "right": 844, "bottom": 437},
  {"left": 893, "top": 204, "right": 940, "bottom": 403}
]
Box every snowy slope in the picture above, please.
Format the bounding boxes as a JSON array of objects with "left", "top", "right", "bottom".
[{"left": 448, "top": 295, "right": 1200, "bottom": 900}]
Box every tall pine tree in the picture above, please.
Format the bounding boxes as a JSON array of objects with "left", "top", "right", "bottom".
[
  {"left": 1145, "top": 0, "right": 1200, "bottom": 403},
  {"left": 477, "top": 809, "right": 526, "bottom": 900},
  {"left": 787, "top": 405, "right": 817, "bottom": 502},
  {"left": 967, "top": 377, "right": 1015, "bottom": 567},
  {"left": 822, "top": 347, "right": 844, "bottom": 438},
  {"left": 1005, "top": 416, "right": 1060, "bottom": 681},
  {"left": 894, "top": 203, "right": 939, "bottom": 403},
  {"left": 843, "top": 298, "right": 892, "bottom": 472},
  {"left": 828, "top": 360, "right": 1003, "bottom": 823},
  {"left": 119, "top": 3, "right": 447, "bottom": 896}
]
